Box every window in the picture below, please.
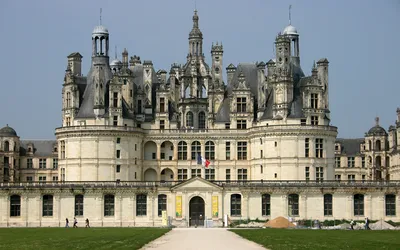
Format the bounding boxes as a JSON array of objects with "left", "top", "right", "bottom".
[
  {"left": 324, "top": 194, "right": 333, "bottom": 216},
  {"left": 225, "top": 123, "right": 230, "bottom": 129},
  {"left": 66, "top": 117, "right": 71, "bottom": 126},
  {"left": 160, "top": 98, "right": 165, "bottom": 112},
  {"left": 152, "top": 153, "right": 156, "bottom": 159},
  {"left": 376, "top": 140, "right": 381, "bottom": 151},
  {"left": 116, "top": 165, "right": 121, "bottom": 173},
  {"left": 362, "top": 175, "right": 366, "bottom": 181},
  {"left": 301, "top": 119, "right": 306, "bottom": 125},
  {"left": 260, "top": 150, "right": 263, "bottom": 158},
  {"left": 237, "top": 97, "right": 247, "bottom": 112},
  {"left": 262, "top": 194, "right": 271, "bottom": 216},
  {"left": 136, "top": 194, "right": 147, "bottom": 216},
  {"left": 186, "top": 111, "right": 194, "bottom": 127},
  {"left": 178, "top": 141, "right": 187, "bottom": 160},
  {"left": 191, "top": 141, "right": 201, "bottom": 160},
  {"left": 116, "top": 150, "right": 121, "bottom": 159},
  {"left": 4, "top": 141, "right": 10, "bottom": 151},
  {"left": 191, "top": 169, "right": 201, "bottom": 178},
  {"left": 66, "top": 92, "right": 71, "bottom": 108},
  {"left": 26, "top": 176, "right": 33, "bottom": 182},
  {"left": 130, "top": 89, "right": 133, "bottom": 97},
  {"left": 385, "top": 194, "right": 396, "bottom": 216},
  {"left": 61, "top": 168, "right": 66, "bottom": 182},
  {"left": 27, "top": 158, "right": 33, "bottom": 169},
  {"left": 53, "top": 176, "right": 58, "bottom": 182},
  {"left": 135, "top": 144, "right": 137, "bottom": 151},
  {"left": 160, "top": 120, "right": 165, "bottom": 130},
  {"left": 260, "top": 165, "right": 263, "bottom": 174},
  {"left": 335, "top": 157, "right": 341, "bottom": 168},
  {"left": 158, "top": 194, "right": 167, "bottom": 217},
  {"left": 225, "top": 142, "right": 231, "bottom": 160},
  {"left": 311, "top": 93, "right": 318, "bottom": 109},
  {"left": 53, "top": 159, "right": 58, "bottom": 169},
  {"left": 117, "top": 138, "right": 121, "bottom": 144},
  {"left": 305, "top": 167, "right": 310, "bottom": 181},
  {"left": 362, "top": 157, "right": 365, "bottom": 168},
  {"left": 104, "top": 194, "right": 115, "bottom": 216},
  {"left": 237, "top": 169, "right": 248, "bottom": 180},
  {"left": 75, "top": 194, "right": 84, "bottom": 216},
  {"left": 10, "top": 195, "right": 21, "bottom": 217},
  {"left": 315, "top": 138, "right": 323, "bottom": 158},
  {"left": 60, "top": 141, "right": 65, "bottom": 159},
  {"left": 113, "top": 116, "right": 118, "bottom": 126},
  {"left": 311, "top": 116, "right": 319, "bottom": 125},
  {"left": 134, "top": 158, "right": 137, "bottom": 164},
  {"left": 237, "top": 120, "right": 247, "bottom": 129},
  {"left": 198, "top": 111, "right": 206, "bottom": 129},
  {"left": 347, "top": 157, "right": 355, "bottom": 168},
  {"left": 335, "top": 175, "right": 341, "bottom": 181},
  {"left": 288, "top": 194, "right": 299, "bottom": 216},
  {"left": 316, "top": 167, "right": 324, "bottom": 182},
  {"left": 231, "top": 194, "right": 241, "bottom": 216},
  {"left": 205, "top": 169, "right": 215, "bottom": 180},
  {"left": 39, "top": 159, "right": 46, "bottom": 169},
  {"left": 113, "top": 92, "right": 118, "bottom": 107},
  {"left": 39, "top": 176, "right": 46, "bottom": 183},
  {"left": 226, "top": 169, "right": 231, "bottom": 181},
  {"left": 348, "top": 174, "right": 355, "bottom": 182},
  {"left": 42, "top": 195, "right": 53, "bottom": 216},
  {"left": 237, "top": 142, "right": 247, "bottom": 160},
  {"left": 205, "top": 141, "right": 215, "bottom": 160},
  {"left": 178, "top": 169, "right": 188, "bottom": 181},
  {"left": 354, "top": 194, "right": 364, "bottom": 216},
  {"left": 305, "top": 138, "right": 309, "bottom": 157}
]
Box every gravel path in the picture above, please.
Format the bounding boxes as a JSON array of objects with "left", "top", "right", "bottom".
[{"left": 140, "top": 228, "right": 267, "bottom": 250}]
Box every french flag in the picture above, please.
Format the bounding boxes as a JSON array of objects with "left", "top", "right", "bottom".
[{"left": 197, "top": 153, "right": 210, "bottom": 168}]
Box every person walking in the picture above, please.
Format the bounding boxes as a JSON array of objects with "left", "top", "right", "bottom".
[
  {"left": 73, "top": 217, "right": 78, "bottom": 228},
  {"left": 365, "top": 217, "right": 370, "bottom": 230},
  {"left": 350, "top": 219, "right": 354, "bottom": 230},
  {"left": 85, "top": 218, "right": 90, "bottom": 228},
  {"left": 65, "top": 218, "right": 69, "bottom": 228}
]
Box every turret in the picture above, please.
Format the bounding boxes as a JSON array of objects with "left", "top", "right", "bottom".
[
  {"left": 211, "top": 42, "right": 223, "bottom": 86},
  {"left": 188, "top": 10, "right": 203, "bottom": 58},
  {"left": 67, "top": 52, "right": 82, "bottom": 76},
  {"left": 317, "top": 58, "right": 329, "bottom": 109}
]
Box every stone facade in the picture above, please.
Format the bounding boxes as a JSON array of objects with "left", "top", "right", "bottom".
[{"left": 0, "top": 10, "right": 399, "bottom": 227}]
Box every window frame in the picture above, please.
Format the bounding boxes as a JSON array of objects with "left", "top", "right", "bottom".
[
  {"left": 136, "top": 194, "right": 147, "bottom": 216},
  {"left": 75, "top": 194, "right": 84, "bottom": 217},
  {"left": 10, "top": 195, "right": 21, "bottom": 217}
]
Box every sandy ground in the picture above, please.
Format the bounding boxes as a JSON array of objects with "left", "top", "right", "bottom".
[{"left": 140, "top": 228, "right": 266, "bottom": 250}]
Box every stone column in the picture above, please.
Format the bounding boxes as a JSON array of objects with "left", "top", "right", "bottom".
[
  {"left": 156, "top": 142, "right": 161, "bottom": 160},
  {"left": 173, "top": 141, "right": 178, "bottom": 160}
]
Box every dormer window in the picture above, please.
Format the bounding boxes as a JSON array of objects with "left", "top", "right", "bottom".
[
  {"left": 28, "top": 147, "right": 32, "bottom": 152},
  {"left": 53, "top": 147, "right": 58, "bottom": 153}
]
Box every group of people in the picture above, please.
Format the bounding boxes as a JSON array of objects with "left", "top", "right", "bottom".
[
  {"left": 350, "top": 217, "right": 370, "bottom": 230},
  {"left": 65, "top": 217, "right": 90, "bottom": 228}
]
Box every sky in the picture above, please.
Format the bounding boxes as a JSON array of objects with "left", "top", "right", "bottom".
[{"left": 0, "top": 0, "right": 399, "bottom": 139}]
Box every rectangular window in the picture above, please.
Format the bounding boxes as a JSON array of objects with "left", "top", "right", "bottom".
[
  {"left": 60, "top": 141, "right": 66, "bottom": 159},
  {"left": 160, "top": 98, "right": 165, "bottom": 112},
  {"left": 226, "top": 169, "right": 231, "bottom": 181},
  {"left": 305, "top": 138, "right": 309, "bottom": 157},
  {"left": 160, "top": 120, "right": 165, "bottom": 130},
  {"left": 161, "top": 153, "right": 165, "bottom": 160},
  {"left": 104, "top": 195, "right": 114, "bottom": 216},
  {"left": 27, "top": 158, "right": 33, "bottom": 169},
  {"left": 316, "top": 167, "right": 324, "bottom": 182},
  {"left": 10, "top": 195, "right": 21, "bottom": 217},
  {"left": 311, "top": 93, "right": 318, "bottom": 109},
  {"left": 152, "top": 152, "right": 156, "bottom": 159},
  {"left": 61, "top": 168, "right": 66, "bottom": 182},
  {"left": 305, "top": 167, "right": 310, "bottom": 181},
  {"left": 324, "top": 194, "right": 333, "bottom": 216},
  {"left": 138, "top": 99, "right": 142, "bottom": 113},
  {"left": 39, "top": 176, "right": 46, "bottom": 183},
  {"left": 335, "top": 157, "right": 341, "bottom": 168},
  {"left": 311, "top": 116, "right": 319, "bottom": 126},
  {"left": 386, "top": 194, "right": 396, "bottom": 216},
  {"left": 52, "top": 176, "right": 58, "bottom": 182},
  {"left": 42, "top": 195, "right": 53, "bottom": 217},
  {"left": 315, "top": 138, "right": 323, "bottom": 158},
  {"left": 237, "top": 120, "right": 247, "bottom": 129},
  {"left": 348, "top": 174, "right": 355, "bottom": 182},
  {"left": 262, "top": 194, "right": 271, "bottom": 216},
  {"left": 39, "top": 159, "right": 46, "bottom": 169},
  {"left": 178, "top": 169, "right": 188, "bottom": 181},
  {"left": 236, "top": 97, "right": 247, "bottom": 113},
  {"left": 225, "top": 142, "right": 231, "bottom": 160},
  {"left": 53, "top": 159, "right": 58, "bottom": 169},
  {"left": 191, "top": 169, "right": 201, "bottom": 178},
  {"left": 301, "top": 119, "right": 306, "bottom": 125},
  {"left": 260, "top": 150, "right": 263, "bottom": 158},
  {"left": 237, "top": 169, "right": 248, "bottom": 180},
  {"left": 225, "top": 123, "right": 230, "bottom": 129},
  {"left": 66, "top": 117, "right": 71, "bottom": 126},
  {"left": 362, "top": 175, "right": 366, "bottom": 181},
  {"left": 113, "top": 116, "right": 118, "bottom": 126},
  {"left": 136, "top": 194, "right": 147, "bottom": 216},
  {"left": 362, "top": 157, "right": 365, "bottom": 168},
  {"left": 135, "top": 144, "right": 137, "bottom": 151},
  {"left": 288, "top": 194, "right": 299, "bottom": 216},
  {"left": 75, "top": 195, "right": 84, "bottom": 216},
  {"left": 158, "top": 195, "right": 167, "bottom": 217},
  {"left": 335, "top": 174, "right": 341, "bottom": 181},
  {"left": 113, "top": 92, "right": 118, "bottom": 107},
  {"left": 116, "top": 165, "right": 121, "bottom": 173},
  {"left": 231, "top": 195, "right": 241, "bottom": 216},
  {"left": 116, "top": 150, "right": 121, "bottom": 159},
  {"left": 26, "top": 176, "right": 33, "bottom": 182},
  {"left": 205, "top": 169, "right": 215, "bottom": 180},
  {"left": 347, "top": 157, "right": 355, "bottom": 168},
  {"left": 117, "top": 138, "right": 121, "bottom": 144},
  {"left": 130, "top": 89, "right": 133, "bottom": 97},
  {"left": 237, "top": 142, "right": 247, "bottom": 160}
]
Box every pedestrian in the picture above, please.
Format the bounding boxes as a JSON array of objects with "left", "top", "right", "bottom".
[
  {"left": 73, "top": 217, "right": 78, "bottom": 228},
  {"left": 65, "top": 218, "right": 69, "bottom": 228},
  {"left": 365, "top": 217, "right": 370, "bottom": 230},
  {"left": 350, "top": 219, "right": 354, "bottom": 230},
  {"left": 85, "top": 218, "right": 90, "bottom": 228}
]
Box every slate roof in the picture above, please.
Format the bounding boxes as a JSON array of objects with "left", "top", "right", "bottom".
[
  {"left": 335, "top": 138, "right": 364, "bottom": 156},
  {"left": 20, "top": 140, "right": 57, "bottom": 157},
  {"left": 215, "top": 98, "right": 230, "bottom": 123},
  {"left": 228, "top": 63, "right": 259, "bottom": 96}
]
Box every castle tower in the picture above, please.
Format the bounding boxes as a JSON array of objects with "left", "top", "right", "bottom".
[
  {"left": 188, "top": 10, "right": 203, "bottom": 58},
  {"left": 282, "top": 5, "right": 300, "bottom": 66},
  {"left": 67, "top": 52, "right": 82, "bottom": 76},
  {"left": 211, "top": 42, "right": 223, "bottom": 86}
]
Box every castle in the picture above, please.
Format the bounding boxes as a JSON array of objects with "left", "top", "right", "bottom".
[{"left": 0, "top": 10, "right": 398, "bottom": 227}]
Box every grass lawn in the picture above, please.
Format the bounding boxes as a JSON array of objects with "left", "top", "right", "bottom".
[
  {"left": 231, "top": 228, "right": 400, "bottom": 250},
  {"left": 0, "top": 227, "right": 170, "bottom": 250}
]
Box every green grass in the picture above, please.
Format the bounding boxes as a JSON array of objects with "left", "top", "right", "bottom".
[
  {"left": 0, "top": 227, "right": 170, "bottom": 250},
  {"left": 231, "top": 228, "right": 400, "bottom": 250}
]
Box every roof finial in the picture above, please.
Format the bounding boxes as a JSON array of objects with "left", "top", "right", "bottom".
[
  {"left": 195, "top": 0, "right": 197, "bottom": 11},
  {"left": 115, "top": 45, "right": 117, "bottom": 59},
  {"left": 289, "top": 5, "right": 292, "bottom": 25},
  {"left": 100, "top": 8, "right": 102, "bottom": 25},
  {"left": 375, "top": 117, "right": 379, "bottom": 126}
]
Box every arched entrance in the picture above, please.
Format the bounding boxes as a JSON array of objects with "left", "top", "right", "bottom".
[{"left": 189, "top": 196, "right": 205, "bottom": 227}]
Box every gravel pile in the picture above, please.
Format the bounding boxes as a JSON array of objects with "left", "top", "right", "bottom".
[
  {"left": 265, "top": 216, "right": 295, "bottom": 228},
  {"left": 370, "top": 220, "right": 395, "bottom": 230}
]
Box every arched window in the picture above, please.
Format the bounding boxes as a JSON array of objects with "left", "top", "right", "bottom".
[
  {"left": 10, "top": 195, "right": 21, "bottom": 217},
  {"left": 178, "top": 141, "right": 187, "bottom": 160},
  {"left": 323, "top": 194, "right": 333, "bottom": 216},
  {"left": 354, "top": 194, "right": 364, "bottom": 216},
  {"left": 75, "top": 194, "right": 84, "bottom": 216},
  {"left": 288, "top": 194, "right": 299, "bottom": 216},
  {"left": 186, "top": 112, "right": 194, "bottom": 127},
  {"left": 198, "top": 111, "right": 206, "bottom": 129},
  {"left": 376, "top": 156, "right": 382, "bottom": 167},
  {"left": 158, "top": 194, "right": 167, "bottom": 217},
  {"left": 205, "top": 141, "right": 215, "bottom": 160},
  {"left": 104, "top": 194, "right": 115, "bottom": 216},
  {"left": 261, "top": 194, "right": 270, "bottom": 216},
  {"left": 191, "top": 141, "right": 201, "bottom": 160},
  {"left": 231, "top": 194, "right": 241, "bottom": 216},
  {"left": 375, "top": 140, "right": 381, "bottom": 151},
  {"left": 136, "top": 194, "right": 147, "bottom": 216},
  {"left": 385, "top": 194, "right": 396, "bottom": 216},
  {"left": 369, "top": 140, "right": 372, "bottom": 150},
  {"left": 4, "top": 141, "right": 9, "bottom": 152},
  {"left": 42, "top": 195, "right": 53, "bottom": 217}
]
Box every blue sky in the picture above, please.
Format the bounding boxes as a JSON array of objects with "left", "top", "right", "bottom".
[{"left": 0, "top": 0, "right": 399, "bottom": 139}]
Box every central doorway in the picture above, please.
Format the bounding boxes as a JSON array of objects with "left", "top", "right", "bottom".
[{"left": 189, "top": 196, "right": 205, "bottom": 227}]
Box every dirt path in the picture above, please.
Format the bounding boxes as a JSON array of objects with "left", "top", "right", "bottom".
[{"left": 140, "top": 228, "right": 266, "bottom": 250}]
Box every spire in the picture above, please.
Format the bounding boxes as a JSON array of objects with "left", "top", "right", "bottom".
[
  {"left": 375, "top": 117, "right": 380, "bottom": 126},
  {"left": 289, "top": 5, "right": 292, "bottom": 25},
  {"left": 114, "top": 45, "right": 117, "bottom": 60},
  {"left": 193, "top": 9, "right": 199, "bottom": 29},
  {"left": 100, "top": 8, "right": 102, "bottom": 25}
]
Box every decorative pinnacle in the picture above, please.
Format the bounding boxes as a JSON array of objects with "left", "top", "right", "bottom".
[
  {"left": 375, "top": 117, "right": 379, "bottom": 126},
  {"left": 100, "top": 8, "right": 102, "bottom": 25},
  {"left": 289, "top": 5, "right": 292, "bottom": 25}
]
